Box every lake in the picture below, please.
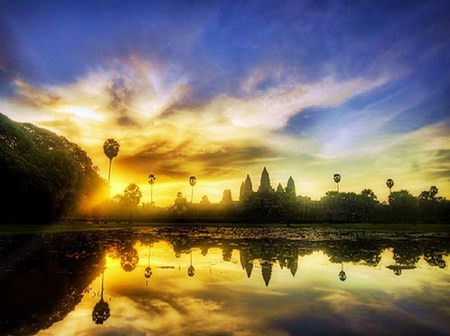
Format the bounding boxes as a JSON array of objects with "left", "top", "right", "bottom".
[{"left": 0, "top": 226, "right": 449, "bottom": 336}]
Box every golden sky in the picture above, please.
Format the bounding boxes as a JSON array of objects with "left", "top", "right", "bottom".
[{"left": 1, "top": 2, "right": 449, "bottom": 205}]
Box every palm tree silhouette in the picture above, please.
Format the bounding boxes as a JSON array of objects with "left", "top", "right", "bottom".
[
  {"left": 189, "top": 176, "right": 197, "bottom": 203},
  {"left": 103, "top": 139, "right": 120, "bottom": 183},
  {"left": 386, "top": 179, "right": 394, "bottom": 194},
  {"left": 92, "top": 270, "right": 110, "bottom": 325},
  {"left": 333, "top": 174, "right": 341, "bottom": 192},
  {"left": 148, "top": 174, "right": 156, "bottom": 205}
]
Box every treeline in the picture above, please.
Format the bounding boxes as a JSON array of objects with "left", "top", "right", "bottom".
[
  {"left": 93, "top": 183, "right": 450, "bottom": 224},
  {"left": 0, "top": 113, "right": 107, "bottom": 223}
]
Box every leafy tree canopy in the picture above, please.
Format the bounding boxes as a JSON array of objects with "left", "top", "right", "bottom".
[{"left": 0, "top": 113, "right": 106, "bottom": 223}]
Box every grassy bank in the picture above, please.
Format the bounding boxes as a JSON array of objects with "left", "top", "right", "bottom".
[{"left": 0, "top": 221, "right": 449, "bottom": 236}]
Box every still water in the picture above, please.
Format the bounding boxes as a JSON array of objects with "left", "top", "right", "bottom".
[{"left": 0, "top": 226, "right": 449, "bottom": 336}]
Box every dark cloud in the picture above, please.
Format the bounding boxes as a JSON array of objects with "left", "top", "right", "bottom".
[
  {"left": 15, "top": 86, "right": 62, "bottom": 108},
  {"left": 117, "top": 141, "right": 277, "bottom": 178},
  {"left": 106, "top": 77, "right": 139, "bottom": 128}
]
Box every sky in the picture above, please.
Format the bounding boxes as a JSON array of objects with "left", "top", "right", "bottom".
[{"left": 1, "top": 0, "right": 449, "bottom": 205}]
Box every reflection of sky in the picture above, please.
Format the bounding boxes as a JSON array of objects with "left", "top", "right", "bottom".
[{"left": 37, "top": 241, "right": 450, "bottom": 336}]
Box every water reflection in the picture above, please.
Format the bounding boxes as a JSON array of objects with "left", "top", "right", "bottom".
[
  {"left": 0, "top": 227, "right": 448, "bottom": 335},
  {"left": 92, "top": 270, "right": 110, "bottom": 325}
]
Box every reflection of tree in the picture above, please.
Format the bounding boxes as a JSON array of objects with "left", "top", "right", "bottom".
[
  {"left": 324, "top": 240, "right": 382, "bottom": 267},
  {"left": 187, "top": 251, "right": 195, "bottom": 277},
  {"left": 423, "top": 243, "right": 447, "bottom": 269},
  {"left": 144, "top": 245, "right": 152, "bottom": 285},
  {"left": 386, "top": 241, "right": 421, "bottom": 276},
  {"left": 92, "top": 270, "right": 110, "bottom": 325},
  {"left": 339, "top": 263, "right": 347, "bottom": 282},
  {"left": 120, "top": 246, "right": 139, "bottom": 272}
]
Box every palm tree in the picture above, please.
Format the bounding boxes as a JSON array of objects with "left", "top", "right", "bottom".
[
  {"left": 92, "top": 270, "right": 110, "bottom": 325},
  {"left": 148, "top": 174, "right": 156, "bottom": 205},
  {"left": 333, "top": 173, "right": 341, "bottom": 192},
  {"left": 103, "top": 139, "right": 120, "bottom": 183},
  {"left": 189, "top": 176, "right": 197, "bottom": 203},
  {"left": 386, "top": 178, "right": 394, "bottom": 194}
]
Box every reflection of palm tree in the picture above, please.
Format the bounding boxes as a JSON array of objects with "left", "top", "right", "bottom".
[
  {"left": 386, "top": 179, "right": 394, "bottom": 194},
  {"left": 148, "top": 174, "right": 156, "bottom": 205},
  {"left": 338, "top": 262, "right": 346, "bottom": 281},
  {"left": 103, "top": 139, "right": 120, "bottom": 184},
  {"left": 189, "top": 176, "right": 196, "bottom": 203},
  {"left": 334, "top": 174, "right": 341, "bottom": 192},
  {"left": 144, "top": 245, "right": 152, "bottom": 285},
  {"left": 187, "top": 251, "right": 195, "bottom": 277},
  {"left": 92, "top": 270, "right": 110, "bottom": 325}
]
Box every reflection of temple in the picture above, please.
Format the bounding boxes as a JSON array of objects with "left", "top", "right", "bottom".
[{"left": 1, "top": 228, "right": 449, "bottom": 335}]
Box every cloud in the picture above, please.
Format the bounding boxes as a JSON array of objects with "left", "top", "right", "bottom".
[
  {"left": 13, "top": 78, "right": 63, "bottom": 108},
  {"left": 2, "top": 53, "right": 449, "bottom": 204}
]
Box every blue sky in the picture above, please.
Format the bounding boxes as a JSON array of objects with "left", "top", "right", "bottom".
[{"left": 1, "top": 0, "right": 449, "bottom": 204}]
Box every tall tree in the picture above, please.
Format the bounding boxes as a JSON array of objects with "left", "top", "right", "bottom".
[
  {"left": 148, "top": 174, "right": 156, "bottom": 205},
  {"left": 386, "top": 178, "right": 394, "bottom": 194},
  {"left": 103, "top": 139, "right": 120, "bottom": 184},
  {"left": 189, "top": 176, "right": 197, "bottom": 203},
  {"left": 333, "top": 173, "right": 341, "bottom": 192}
]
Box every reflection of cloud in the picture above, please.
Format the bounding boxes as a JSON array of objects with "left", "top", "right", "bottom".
[{"left": 38, "top": 241, "right": 450, "bottom": 336}]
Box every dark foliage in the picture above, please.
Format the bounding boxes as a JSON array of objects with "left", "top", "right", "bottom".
[{"left": 0, "top": 113, "right": 106, "bottom": 223}]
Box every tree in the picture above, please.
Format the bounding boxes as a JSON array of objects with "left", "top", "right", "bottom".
[
  {"left": 0, "top": 113, "right": 106, "bottom": 223},
  {"left": 386, "top": 178, "right": 394, "bottom": 194},
  {"left": 333, "top": 173, "right": 341, "bottom": 192},
  {"left": 148, "top": 174, "right": 156, "bottom": 205},
  {"left": 189, "top": 176, "right": 197, "bottom": 203},
  {"left": 124, "top": 183, "right": 142, "bottom": 206},
  {"left": 430, "top": 186, "right": 438, "bottom": 199},
  {"left": 388, "top": 190, "right": 417, "bottom": 222},
  {"left": 359, "top": 189, "right": 378, "bottom": 222},
  {"left": 103, "top": 139, "right": 120, "bottom": 184}
]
